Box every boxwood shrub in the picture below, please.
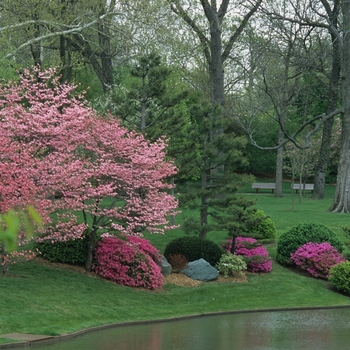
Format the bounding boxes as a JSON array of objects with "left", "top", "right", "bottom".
[
  {"left": 164, "top": 236, "right": 223, "bottom": 267},
  {"left": 34, "top": 236, "right": 89, "bottom": 264},
  {"left": 276, "top": 222, "right": 343, "bottom": 266},
  {"left": 329, "top": 261, "right": 350, "bottom": 295},
  {"left": 250, "top": 209, "right": 277, "bottom": 241}
]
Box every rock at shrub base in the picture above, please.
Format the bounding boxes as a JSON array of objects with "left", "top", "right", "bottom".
[
  {"left": 159, "top": 255, "right": 172, "bottom": 276},
  {"left": 181, "top": 258, "right": 219, "bottom": 281}
]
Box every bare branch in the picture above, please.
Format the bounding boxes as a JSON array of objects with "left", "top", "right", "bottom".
[
  {"left": 246, "top": 108, "right": 343, "bottom": 150},
  {"left": 170, "top": 0, "right": 211, "bottom": 63},
  {"left": 3, "top": 11, "right": 114, "bottom": 59},
  {"left": 221, "top": 0, "right": 263, "bottom": 63}
]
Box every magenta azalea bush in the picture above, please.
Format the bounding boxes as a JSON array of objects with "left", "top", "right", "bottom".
[
  {"left": 93, "top": 236, "right": 163, "bottom": 290},
  {"left": 221, "top": 237, "right": 272, "bottom": 273},
  {"left": 290, "top": 242, "right": 345, "bottom": 279}
]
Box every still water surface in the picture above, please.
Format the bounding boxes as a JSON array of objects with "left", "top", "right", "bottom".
[{"left": 20, "top": 308, "right": 350, "bottom": 350}]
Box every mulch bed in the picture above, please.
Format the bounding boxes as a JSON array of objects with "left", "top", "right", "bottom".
[{"left": 164, "top": 272, "right": 248, "bottom": 287}]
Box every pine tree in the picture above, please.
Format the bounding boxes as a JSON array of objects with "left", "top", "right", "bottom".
[{"left": 179, "top": 97, "right": 254, "bottom": 238}]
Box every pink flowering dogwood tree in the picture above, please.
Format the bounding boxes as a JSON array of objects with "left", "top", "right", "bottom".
[{"left": 0, "top": 68, "right": 178, "bottom": 271}]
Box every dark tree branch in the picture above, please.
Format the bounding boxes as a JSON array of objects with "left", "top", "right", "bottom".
[
  {"left": 221, "top": 0, "right": 263, "bottom": 63},
  {"left": 246, "top": 108, "right": 343, "bottom": 150},
  {"left": 170, "top": 0, "right": 211, "bottom": 63}
]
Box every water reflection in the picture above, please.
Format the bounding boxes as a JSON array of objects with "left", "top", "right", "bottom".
[{"left": 18, "top": 308, "right": 350, "bottom": 350}]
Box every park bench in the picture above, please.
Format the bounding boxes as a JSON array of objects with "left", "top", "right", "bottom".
[
  {"left": 251, "top": 183, "right": 276, "bottom": 193},
  {"left": 291, "top": 183, "right": 314, "bottom": 193}
]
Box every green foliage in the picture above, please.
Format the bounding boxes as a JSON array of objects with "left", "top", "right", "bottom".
[
  {"left": 276, "top": 222, "right": 343, "bottom": 265},
  {"left": 329, "top": 261, "right": 350, "bottom": 295},
  {"left": 250, "top": 210, "right": 277, "bottom": 241},
  {"left": 245, "top": 145, "right": 277, "bottom": 176},
  {"left": 211, "top": 197, "right": 267, "bottom": 247},
  {"left": 242, "top": 115, "right": 278, "bottom": 177},
  {"left": 164, "top": 236, "right": 223, "bottom": 267},
  {"left": 341, "top": 226, "right": 350, "bottom": 255},
  {"left": 35, "top": 236, "right": 89, "bottom": 265},
  {"left": 216, "top": 253, "right": 247, "bottom": 277},
  {"left": 0, "top": 206, "right": 42, "bottom": 252}
]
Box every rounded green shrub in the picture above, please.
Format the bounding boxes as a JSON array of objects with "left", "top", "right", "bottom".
[
  {"left": 34, "top": 236, "right": 89, "bottom": 264},
  {"left": 329, "top": 261, "right": 350, "bottom": 295},
  {"left": 250, "top": 210, "right": 277, "bottom": 241},
  {"left": 276, "top": 222, "right": 343, "bottom": 266},
  {"left": 216, "top": 253, "right": 247, "bottom": 277},
  {"left": 164, "top": 236, "right": 223, "bottom": 267}
]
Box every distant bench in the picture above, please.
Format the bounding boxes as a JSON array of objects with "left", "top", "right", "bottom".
[
  {"left": 291, "top": 183, "right": 314, "bottom": 193},
  {"left": 252, "top": 183, "right": 276, "bottom": 193}
]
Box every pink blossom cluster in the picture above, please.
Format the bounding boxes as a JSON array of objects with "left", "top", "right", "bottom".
[
  {"left": 290, "top": 242, "right": 345, "bottom": 279},
  {"left": 221, "top": 237, "right": 272, "bottom": 273},
  {"left": 93, "top": 236, "right": 163, "bottom": 290},
  {"left": 235, "top": 237, "right": 269, "bottom": 257}
]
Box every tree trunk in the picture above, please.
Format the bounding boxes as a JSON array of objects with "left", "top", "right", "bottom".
[
  {"left": 30, "top": 20, "right": 42, "bottom": 67},
  {"left": 84, "top": 229, "right": 96, "bottom": 272},
  {"left": 59, "top": 36, "right": 72, "bottom": 84},
  {"left": 299, "top": 173, "right": 303, "bottom": 203},
  {"left": 199, "top": 168, "right": 208, "bottom": 238},
  {"left": 97, "top": 15, "right": 114, "bottom": 92},
  {"left": 230, "top": 235, "right": 237, "bottom": 254},
  {"left": 275, "top": 37, "right": 293, "bottom": 198},
  {"left": 313, "top": 6, "right": 341, "bottom": 200},
  {"left": 0, "top": 244, "right": 8, "bottom": 275},
  {"left": 209, "top": 24, "right": 225, "bottom": 108},
  {"left": 68, "top": 6, "right": 114, "bottom": 93},
  {"left": 275, "top": 128, "right": 284, "bottom": 197},
  {"left": 313, "top": 117, "right": 335, "bottom": 199},
  {"left": 329, "top": 1, "right": 350, "bottom": 213}
]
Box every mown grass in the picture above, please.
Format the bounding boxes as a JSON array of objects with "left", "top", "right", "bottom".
[{"left": 1, "top": 182, "right": 350, "bottom": 340}]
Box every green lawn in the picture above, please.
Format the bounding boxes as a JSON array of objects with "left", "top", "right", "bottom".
[{"left": 1, "top": 182, "right": 350, "bottom": 342}]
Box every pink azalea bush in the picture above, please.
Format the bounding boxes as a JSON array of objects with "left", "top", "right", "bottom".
[
  {"left": 290, "top": 242, "right": 345, "bottom": 279},
  {"left": 221, "top": 237, "right": 272, "bottom": 273},
  {"left": 93, "top": 236, "right": 163, "bottom": 290}
]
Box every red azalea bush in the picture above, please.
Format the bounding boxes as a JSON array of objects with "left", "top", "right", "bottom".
[
  {"left": 93, "top": 236, "right": 163, "bottom": 290},
  {"left": 221, "top": 237, "right": 272, "bottom": 273},
  {"left": 290, "top": 242, "right": 345, "bottom": 279}
]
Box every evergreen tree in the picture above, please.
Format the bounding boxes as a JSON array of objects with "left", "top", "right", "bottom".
[
  {"left": 211, "top": 196, "right": 266, "bottom": 253},
  {"left": 179, "top": 97, "right": 254, "bottom": 238}
]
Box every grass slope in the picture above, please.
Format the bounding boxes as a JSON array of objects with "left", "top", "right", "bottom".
[{"left": 1, "top": 182, "right": 350, "bottom": 339}]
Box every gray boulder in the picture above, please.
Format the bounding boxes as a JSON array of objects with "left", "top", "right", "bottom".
[
  {"left": 181, "top": 258, "right": 218, "bottom": 281},
  {"left": 159, "top": 255, "right": 172, "bottom": 276}
]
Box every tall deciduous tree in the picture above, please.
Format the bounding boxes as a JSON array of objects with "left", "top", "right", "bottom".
[
  {"left": 330, "top": 0, "right": 350, "bottom": 212},
  {"left": 0, "top": 67, "right": 178, "bottom": 271},
  {"left": 312, "top": 0, "right": 341, "bottom": 199},
  {"left": 169, "top": 0, "right": 262, "bottom": 108}
]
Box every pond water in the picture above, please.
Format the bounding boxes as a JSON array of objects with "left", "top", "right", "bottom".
[{"left": 18, "top": 307, "right": 350, "bottom": 350}]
